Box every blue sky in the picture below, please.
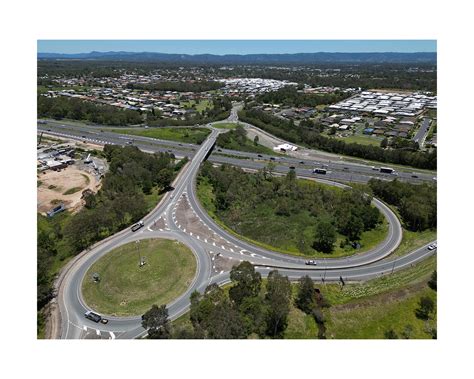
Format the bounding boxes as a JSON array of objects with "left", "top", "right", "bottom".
[{"left": 38, "top": 40, "right": 436, "bottom": 55}]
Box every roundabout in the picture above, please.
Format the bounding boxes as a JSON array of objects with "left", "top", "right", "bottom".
[
  {"left": 81, "top": 238, "right": 197, "bottom": 317},
  {"left": 55, "top": 122, "right": 437, "bottom": 339}
]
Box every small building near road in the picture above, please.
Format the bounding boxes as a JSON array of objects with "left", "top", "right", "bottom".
[{"left": 274, "top": 143, "right": 298, "bottom": 152}]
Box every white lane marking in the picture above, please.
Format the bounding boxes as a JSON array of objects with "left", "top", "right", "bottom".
[
  {"left": 240, "top": 250, "right": 246, "bottom": 255},
  {"left": 96, "top": 329, "right": 101, "bottom": 336},
  {"left": 183, "top": 228, "right": 186, "bottom": 232},
  {"left": 220, "top": 270, "right": 224, "bottom": 274},
  {"left": 109, "top": 332, "right": 115, "bottom": 340},
  {"left": 189, "top": 232, "right": 193, "bottom": 236},
  {"left": 221, "top": 245, "right": 226, "bottom": 250},
  {"left": 159, "top": 229, "right": 163, "bottom": 232},
  {"left": 230, "top": 248, "right": 234, "bottom": 253},
  {"left": 213, "top": 242, "right": 216, "bottom": 246},
  {"left": 204, "top": 239, "right": 207, "bottom": 243},
  {"left": 83, "top": 325, "right": 87, "bottom": 331},
  {"left": 197, "top": 235, "right": 200, "bottom": 240},
  {"left": 250, "top": 253, "right": 256, "bottom": 257},
  {"left": 229, "top": 256, "right": 233, "bottom": 260}
]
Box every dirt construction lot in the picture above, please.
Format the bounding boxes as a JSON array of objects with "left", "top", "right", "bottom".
[{"left": 37, "top": 166, "right": 99, "bottom": 214}]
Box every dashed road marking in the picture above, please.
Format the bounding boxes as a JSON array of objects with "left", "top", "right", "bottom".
[
  {"left": 109, "top": 332, "right": 115, "bottom": 340},
  {"left": 96, "top": 329, "right": 100, "bottom": 336}
]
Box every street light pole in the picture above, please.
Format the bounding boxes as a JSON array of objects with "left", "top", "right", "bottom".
[{"left": 136, "top": 240, "right": 141, "bottom": 267}]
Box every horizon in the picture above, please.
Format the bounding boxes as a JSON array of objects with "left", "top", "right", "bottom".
[{"left": 37, "top": 40, "right": 437, "bottom": 55}]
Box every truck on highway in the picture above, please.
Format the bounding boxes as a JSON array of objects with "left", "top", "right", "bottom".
[
  {"left": 313, "top": 168, "right": 327, "bottom": 175},
  {"left": 380, "top": 167, "right": 395, "bottom": 174},
  {"left": 131, "top": 220, "right": 145, "bottom": 232}
]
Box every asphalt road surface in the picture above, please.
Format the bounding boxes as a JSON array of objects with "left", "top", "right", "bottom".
[
  {"left": 47, "top": 112, "right": 437, "bottom": 339},
  {"left": 413, "top": 118, "right": 432, "bottom": 147}
]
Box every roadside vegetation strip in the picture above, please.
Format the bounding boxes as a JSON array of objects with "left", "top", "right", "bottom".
[
  {"left": 213, "top": 122, "right": 238, "bottom": 129},
  {"left": 216, "top": 124, "right": 278, "bottom": 155},
  {"left": 81, "top": 239, "right": 197, "bottom": 317},
  {"left": 324, "top": 286, "right": 436, "bottom": 339},
  {"left": 386, "top": 228, "right": 436, "bottom": 259},
  {"left": 110, "top": 127, "right": 211, "bottom": 145},
  {"left": 196, "top": 173, "right": 389, "bottom": 259},
  {"left": 171, "top": 256, "right": 436, "bottom": 339},
  {"left": 285, "top": 284, "right": 436, "bottom": 339}
]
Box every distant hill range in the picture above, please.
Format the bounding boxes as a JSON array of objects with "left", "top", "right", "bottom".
[{"left": 37, "top": 51, "right": 436, "bottom": 64}]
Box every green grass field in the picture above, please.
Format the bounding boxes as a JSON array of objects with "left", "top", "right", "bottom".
[
  {"left": 81, "top": 238, "right": 196, "bottom": 316},
  {"left": 111, "top": 127, "right": 211, "bottom": 145},
  {"left": 197, "top": 176, "right": 388, "bottom": 259},
  {"left": 213, "top": 122, "right": 238, "bottom": 129},
  {"left": 172, "top": 255, "right": 436, "bottom": 339},
  {"left": 180, "top": 99, "right": 213, "bottom": 113},
  {"left": 335, "top": 134, "right": 383, "bottom": 146}
]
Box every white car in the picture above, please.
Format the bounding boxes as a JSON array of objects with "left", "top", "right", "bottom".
[{"left": 428, "top": 243, "right": 437, "bottom": 250}]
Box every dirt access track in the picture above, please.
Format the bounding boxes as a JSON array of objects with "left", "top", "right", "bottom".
[{"left": 37, "top": 165, "right": 100, "bottom": 214}]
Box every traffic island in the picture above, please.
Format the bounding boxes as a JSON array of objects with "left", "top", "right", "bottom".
[{"left": 81, "top": 238, "right": 196, "bottom": 317}]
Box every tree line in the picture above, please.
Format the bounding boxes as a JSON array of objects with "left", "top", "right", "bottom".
[
  {"left": 37, "top": 146, "right": 178, "bottom": 312},
  {"left": 216, "top": 124, "right": 271, "bottom": 154},
  {"left": 255, "top": 86, "right": 351, "bottom": 107},
  {"left": 142, "top": 262, "right": 330, "bottom": 339},
  {"left": 126, "top": 80, "right": 223, "bottom": 93},
  {"left": 146, "top": 97, "right": 232, "bottom": 127},
  {"left": 216, "top": 63, "right": 437, "bottom": 92},
  {"left": 38, "top": 95, "right": 143, "bottom": 126},
  {"left": 199, "top": 162, "right": 381, "bottom": 254},
  {"left": 239, "top": 108, "right": 437, "bottom": 170},
  {"left": 368, "top": 178, "right": 437, "bottom": 231}
]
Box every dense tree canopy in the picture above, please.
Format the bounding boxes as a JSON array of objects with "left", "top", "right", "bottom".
[
  {"left": 368, "top": 178, "right": 436, "bottom": 231},
  {"left": 38, "top": 95, "right": 143, "bottom": 125},
  {"left": 199, "top": 162, "right": 382, "bottom": 254},
  {"left": 255, "top": 86, "right": 350, "bottom": 107}
]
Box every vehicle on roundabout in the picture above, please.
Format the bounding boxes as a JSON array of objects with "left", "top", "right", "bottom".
[
  {"left": 131, "top": 220, "right": 144, "bottom": 232},
  {"left": 84, "top": 311, "right": 102, "bottom": 323}
]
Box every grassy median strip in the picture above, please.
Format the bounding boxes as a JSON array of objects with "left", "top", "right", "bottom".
[
  {"left": 82, "top": 239, "right": 196, "bottom": 317},
  {"left": 111, "top": 127, "right": 211, "bottom": 145}
]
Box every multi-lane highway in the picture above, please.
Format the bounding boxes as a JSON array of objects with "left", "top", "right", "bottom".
[
  {"left": 48, "top": 114, "right": 437, "bottom": 339},
  {"left": 38, "top": 119, "right": 436, "bottom": 185}
]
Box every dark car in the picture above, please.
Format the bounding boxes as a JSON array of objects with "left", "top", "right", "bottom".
[
  {"left": 299, "top": 161, "right": 304, "bottom": 164},
  {"left": 131, "top": 220, "right": 144, "bottom": 232},
  {"left": 270, "top": 157, "right": 276, "bottom": 161},
  {"left": 411, "top": 174, "right": 419, "bottom": 178},
  {"left": 85, "top": 311, "right": 102, "bottom": 323},
  {"left": 289, "top": 166, "right": 295, "bottom": 170},
  {"left": 257, "top": 154, "right": 263, "bottom": 158}
]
